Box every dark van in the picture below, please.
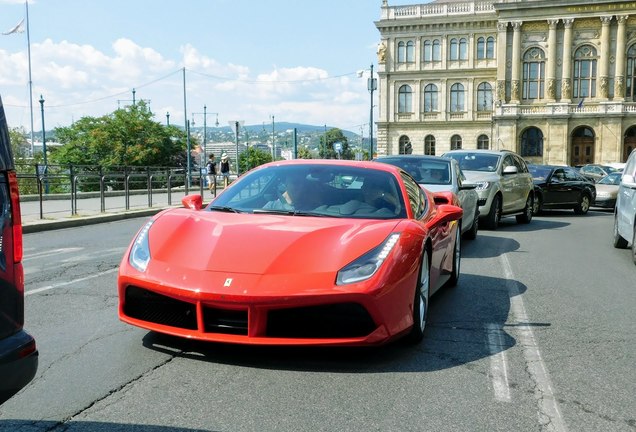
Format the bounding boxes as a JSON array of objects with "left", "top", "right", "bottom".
[{"left": 0, "top": 95, "right": 38, "bottom": 404}]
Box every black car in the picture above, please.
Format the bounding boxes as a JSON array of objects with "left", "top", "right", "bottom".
[
  {"left": 0, "top": 95, "right": 38, "bottom": 404},
  {"left": 529, "top": 164, "right": 596, "bottom": 215}
]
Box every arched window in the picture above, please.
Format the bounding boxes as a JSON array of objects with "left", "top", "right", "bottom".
[
  {"left": 574, "top": 45, "right": 597, "bottom": 98},
  {"left": 477, "top": 134, "right": 489, "bottom": 150},
  {"left": 450, "top": 83, "right": 465, "bottom": 112},
  {"left": 398, "top": 85, "right": 413, "bottom": 113},
  {"left": 477, "top": 37, "right": 486, "bottom": 59},
  {"left": 459, "top": 38, "right": 468, "bottom": 60},
  {"left": 450, "top": 38, "right": 459, "bottom": 60},
  {"left": 521, "top": 127, "right": 544, "bottom": 157},
  {"left": 626, "top": 44, "right": 636, "bottom": 98},
  {"left": 486, "top": 36, "right": 495, "bottom": 58},
  {"left": 523, "top": 48, "right": 545, "bottom": 100},
  {"left": 423, "top": 39, "right": 441, "bottom": 62},
  {"left": 406, "top": 40, "right": 415, "bottom": 63},
  {"left": 423, "top": 84, "right": 438, "bottom": 112},
  {"left": 425, "top": 135, "right": 436, "bottom": 155},
  {"left": 451, "top": 135, "right": 462, "bottom": 150},
  {"left": 398, "top": 41, "right": 406, "bottom": 63},
  {"left": 477, "top": 82, "right": 493, "bottom": 111},
  {"left": 399, "top": 135, "right": 411, "bottom": 154}
]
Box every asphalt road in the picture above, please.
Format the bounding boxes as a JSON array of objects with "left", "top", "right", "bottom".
[{"left": 0, "top": 210, "right": 634, "bottom": 432}]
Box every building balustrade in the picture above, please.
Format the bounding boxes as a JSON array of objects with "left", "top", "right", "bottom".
[{"left": 383, "top": 1, "right": 495, "bottom": 20}]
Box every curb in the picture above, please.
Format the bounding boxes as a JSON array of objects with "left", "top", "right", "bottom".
[{"left": 22, "top": 208, "right": 169, "bottom": 234}]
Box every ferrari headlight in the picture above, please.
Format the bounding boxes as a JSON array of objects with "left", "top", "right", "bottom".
[
  {"left": 474, "top": 181, "right": 490, "bottom": 191},
  {"left": 336, "top": 233, "right": 400, "bottom": 285},
  {"left": 129, "top": 220, "right": 153, "bottom": 272}
]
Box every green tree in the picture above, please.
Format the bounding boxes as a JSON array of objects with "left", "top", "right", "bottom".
[
  {"left": 297, "top": 146, "right": 312, "bottom": 159},
  {"left": 51, "top": 101, "right": 187, "bottom": 168},
  {"left": 318, "top": 128, "right": 352, "bottom": 159},
  {"left": 239, "top": 146, "right": 273, "bottom": 173}
]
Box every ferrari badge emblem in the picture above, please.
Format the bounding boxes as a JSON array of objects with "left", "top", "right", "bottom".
[{"left": 224, "top": 278, "right": 233, "bottom": 287}]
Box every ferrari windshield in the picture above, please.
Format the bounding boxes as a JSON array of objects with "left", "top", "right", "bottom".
[
  {"left": 445, "top": 152, "right": 500, "bottom": 172},
  {"left": 210, "top": 164, "right": 408, "bottom": 219}
]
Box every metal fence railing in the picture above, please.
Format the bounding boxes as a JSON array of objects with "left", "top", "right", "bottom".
[{"left": 16, "top": 163, "right": 220, "bottom": 220}]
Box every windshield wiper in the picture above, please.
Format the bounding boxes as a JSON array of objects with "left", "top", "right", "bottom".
[
  {"left": 252, "top": 209, "right": 330, "bottom": 217},
  {"left": 208, "top": 205, "right": 241, "bottom": 213}
]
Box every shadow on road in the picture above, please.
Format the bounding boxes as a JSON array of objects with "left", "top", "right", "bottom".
[
  {"left": 140, "top": 273, "right": 535, "bottom": 375},
  {"left": 0, "top": 420, "right": 212, "bottom": 432}
]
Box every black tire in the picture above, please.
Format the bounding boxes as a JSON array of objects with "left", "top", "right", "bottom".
[
  {"left": 464, "top": 208, "right": 479, "bottom": 240},
  {"left": 447, "top": 229, "right": 461, "bottom": 287},
  {"left": 613, "top": 215, "right": 628, "bottom": 248},
  {"left": 574, "top": 194, "right": 591, "bottom": 215},
  {"left": 516, "top": 194, "right": 533, "bottom": 224},
  {"left": 484, "top": 194, "right": 501, "bottom": 230},
  {"left": 406, "top": 249, "right": 430, "bottom": 344},
  {"left": 533, "top": 194, "right": 543, "bottom": 215}
]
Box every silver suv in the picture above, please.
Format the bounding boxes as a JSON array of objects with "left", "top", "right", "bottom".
[
  {"left": 613, "top": 149, "right": 636, "bottom": 264},
  {"left": 443, "top": 149, "right": 534, "bottom": 229}
]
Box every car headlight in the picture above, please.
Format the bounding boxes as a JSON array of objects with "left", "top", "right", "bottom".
[
  {"left": 474, "top": 181, "right": 491, "bottom": 191},
  {"left": 336, "top": 233, "right": 400, "bottom": 285},
  {"left": 129, "top": 220, "right": 154, "bottom": 272}
]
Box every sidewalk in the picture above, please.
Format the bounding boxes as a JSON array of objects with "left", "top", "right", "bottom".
[{"left": 20, "top": 189, "right": 219, "bottom": 233}]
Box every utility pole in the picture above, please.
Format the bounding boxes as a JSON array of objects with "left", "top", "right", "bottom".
[
  {"left": 367, "top": 64, "right": 377, "bottom": 160},
  {"left": 39, "top": 94, "right": 48, "bottom": 194}
]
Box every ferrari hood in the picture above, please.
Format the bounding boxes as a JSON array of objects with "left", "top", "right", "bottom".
[{"left": 144, "top": 208, "right": 401, "bottom": 275}]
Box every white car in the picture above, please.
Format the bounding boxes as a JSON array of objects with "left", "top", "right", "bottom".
[
  {"left": 375, "top": 155, "right": 480, "bottom": 239},
  {"left": 613, "top": 149, "right": 636, "bottom": 264}
]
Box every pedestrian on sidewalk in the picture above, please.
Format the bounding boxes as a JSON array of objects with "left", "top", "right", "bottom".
[
  {"left": 205, "top": 154, "right": 217, "bottom": 191},
  {"left": 220, "top": 153, "right": 231, "bottom": 188}
]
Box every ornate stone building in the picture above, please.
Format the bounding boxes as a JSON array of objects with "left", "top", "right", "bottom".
[{"left": 374, "top": 0, "right": 636, "bottom": 165}]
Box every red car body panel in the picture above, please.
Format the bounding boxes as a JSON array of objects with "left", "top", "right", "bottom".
[{"left": 118, "top": 160, "right": 462, "bottom": 346}]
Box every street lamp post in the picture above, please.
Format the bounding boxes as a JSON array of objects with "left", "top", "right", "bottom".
[
  {"left": 38, "top": 94, "right": 49, "bottom": 194},
  {"left": 166, "top": 112, "right": 170, "bottom": 126},
  {"left": 229, "top": 120, "right": 244, "bottom": 175},
  {"left": 367, "top": 64, "right": 377, "bottom": 160}
]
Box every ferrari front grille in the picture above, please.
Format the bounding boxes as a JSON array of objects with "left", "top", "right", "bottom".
[
  {"left": 124, "top": 286, "right": 197, "bottom": 330},
  {"left": 266, "top": 303, "right": 376, "bottom": 339},
  {"left": 202, "top": 306, "right": 248, "bottom": 335}
]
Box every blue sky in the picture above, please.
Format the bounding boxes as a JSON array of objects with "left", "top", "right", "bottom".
[{"left": 0, "top": 0, "right": 388, "bottom": 135}]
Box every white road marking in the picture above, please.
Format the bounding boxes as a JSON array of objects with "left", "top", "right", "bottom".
[
  {"left": 25, "top": 268, "right": 119, "bottom": 296},
  {"left": 486, "top": 323, "right": 511, "bottom": 402},
  {"left": 501, "top": 253, "right": 568, "bottom": 432},
  {"left": 23, "top": 247, "right": 84, "bottom": 261}
]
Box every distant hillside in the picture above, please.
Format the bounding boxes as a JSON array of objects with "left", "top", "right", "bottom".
[{"left": 218, "top": 122, "right": 360, "bottom": 139}]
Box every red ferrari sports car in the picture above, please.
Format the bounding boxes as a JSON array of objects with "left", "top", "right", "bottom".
[{"left": 118, "top": 160, "right": 463, "bottom": 346}]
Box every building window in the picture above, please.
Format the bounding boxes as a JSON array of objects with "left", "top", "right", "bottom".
[
  {"left": 477, "top": 134, "right": 489, "bottom": 150},
  {"left": 523, "top": 48, "right": 545, "bottom": 100},
  {"left": 449, "top": 38, "right": 467, "bottom": 61},
  {"left": 477, "top": 36, "right": 495, "bottom": 59},
  {"left": 399, "top": 135, "right": 412, "bottom": 154},
  {"left": 425, "top": 135, "right": 436, "bottom": 155},
  {"left": 521, "top": 127, "right": 543, "bottom": 157},
  {"left": 398, "top": 40, "right": 415, "bottom": 63},
  {"left": 398, "top": 85, "right": 413, "bottom": 113},
  {"left": 450, "top": 83, "right": 465, "bottom": 112},
  {"left": 424, "top": 39, "right": 441, "bottom": 62},
  {"left": 423, "top": 84, "right": 438, "bottom": 112},
  {"left": 451, "top": 135, "right": 462, "bottom": 150},
  {"left": 627, "top": 44, "right": 636, "bottom": 98},
  {"left": 477, "top": 82, "right": 493, "bottom": 111},
  {"left": 573, "top": 45, "right": 597, "bottom": 99}
]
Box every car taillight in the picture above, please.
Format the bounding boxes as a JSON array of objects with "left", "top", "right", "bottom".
[{"left": 8, "top": 171, "right": 23, "bottom": 263}]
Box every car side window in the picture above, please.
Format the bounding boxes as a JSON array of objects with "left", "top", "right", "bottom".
[
  {"left": 513, "top": 155, "right": 528, "bottom": 173},
  {"left": 552, "top": 169, "right": 565, "bottom": 182},
  {"left": 400, "top": 172, "right": 427, "bottom": 219},
  {"left": 564, "top": 168, "right": 579, "bottom": 181},
  {"left": 502, "top": 155, "right": 515, "bottom": 171}
]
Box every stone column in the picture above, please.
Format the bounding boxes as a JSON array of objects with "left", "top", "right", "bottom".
[
  {"left": 511, "top": 21, "right": 523, "bottom": 103},
  {"left": 546, "top": 19, "right": 559, "bottom": 101},
  {"left": 614, "top": 15, "right": 629, "bottom": 100},
  {"left": 496, "top": 22, "right": 508, "bottom": 103},
  {"left": 598, "top": 15, "right": 613, "bottom": 99},
  {"left": 561, "top": 18, "right": 574, "bottom": 102}
]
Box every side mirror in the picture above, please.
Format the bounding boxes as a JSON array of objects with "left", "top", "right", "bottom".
[
  {"left": 459, "top": 182, "right": 477, "bottom": 190},
  {"left": 182, "top": 194, "right": 203, "bottom": 210},
  {"left": 434, "top": 204, "right": 463, "bottom": 225},
  {"left": 622, "top": 174, "right": 636, "bottom": 188},
  {"left": 503, "top": 165, "right": 518, "bottom": 175}
]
